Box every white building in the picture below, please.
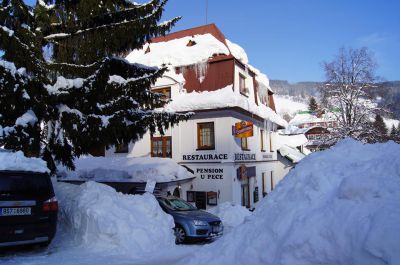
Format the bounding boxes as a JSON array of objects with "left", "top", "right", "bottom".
[{"left": 105, "top": 24, "right": 289, "bottom": 209}]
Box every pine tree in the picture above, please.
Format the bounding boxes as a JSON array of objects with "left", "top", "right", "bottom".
[
  {"left": 308, "top": 96, "right": 318, "bottom": 112},
  {"left": 389, "top": 124, "right": 397, "bottom": 141},
  {"left": 0, "top": 0, "right": 189, "bottom": 172},
  {"left": 372, "top": 114, "right": 388, "bottom": 142}
]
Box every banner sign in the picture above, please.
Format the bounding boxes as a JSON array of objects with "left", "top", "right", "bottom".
[{"left": 233, "top": 121, "right": 254, "bottom": 138}]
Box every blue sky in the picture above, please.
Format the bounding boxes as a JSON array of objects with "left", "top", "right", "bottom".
[{"left": 25, "top": 0, "right": 400, "bottom": 82}]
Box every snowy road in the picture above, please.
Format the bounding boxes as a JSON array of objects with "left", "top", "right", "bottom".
[{"left": 0, "top": 237, "right": 204, "bottom": 265}]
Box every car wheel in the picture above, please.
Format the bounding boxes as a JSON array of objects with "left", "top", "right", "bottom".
[{"left": 174, "top": 225, "right": 186, "bottom": 244}]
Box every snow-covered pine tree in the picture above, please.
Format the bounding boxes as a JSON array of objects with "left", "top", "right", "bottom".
[
  {"left": 308, "top": 96, "right": 318, "bottom": 112},
  {"left": 0, "top": 0, "right": 189, "bottom": 172}
]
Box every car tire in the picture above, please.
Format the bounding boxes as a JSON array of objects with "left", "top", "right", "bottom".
[{"left": 174, "top": 225, "right": 186, "bottom": 244}]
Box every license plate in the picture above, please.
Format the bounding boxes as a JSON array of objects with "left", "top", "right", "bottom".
[
  {"left": 212, "top": 226, "right": 221, "bottom": 233},
  {"left": 0, "top": 207, "right": 31, "bottom": 216}
]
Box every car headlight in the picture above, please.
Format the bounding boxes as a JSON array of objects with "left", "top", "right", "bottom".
[{"left": 193, "top": 220, "right": 208, "bottom": 226}]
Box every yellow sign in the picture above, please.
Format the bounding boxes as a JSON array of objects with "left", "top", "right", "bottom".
[{"left": 234, "top": 121, "right": 253, "bottom": 138}]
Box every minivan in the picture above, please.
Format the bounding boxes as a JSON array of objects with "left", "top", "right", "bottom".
[{"left": 0, "top": 170, "right": 58, "bottom": 248}]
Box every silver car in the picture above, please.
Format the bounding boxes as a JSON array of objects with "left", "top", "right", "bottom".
[{"left": 156, "top": 196, "right": 223, "bottom": 244}]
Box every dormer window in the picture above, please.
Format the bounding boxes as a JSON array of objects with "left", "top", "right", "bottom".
[
  {"left": 239, "top": 74, "right": 248, "bottom": 96},
  {"left": 186, "top": 40, "right": 197, "bottom": 47}
]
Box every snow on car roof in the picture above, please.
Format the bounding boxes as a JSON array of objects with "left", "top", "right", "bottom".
[{"left": 0, "top": 149, "right": 49, "bottom": 173}]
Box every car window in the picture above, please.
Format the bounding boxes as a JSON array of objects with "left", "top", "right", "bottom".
[
  {"left": 163, "top": 198, "right": 197, "bottom": 211},
  {"left": 0, "top": 173, "right": 53, "bottom": 199}
]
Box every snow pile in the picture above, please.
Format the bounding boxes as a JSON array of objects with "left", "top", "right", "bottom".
[
  {"left": 163, "top": 85, "right": 287, "bottom": 128},
  {"left": 0, "top": 150, "right": 49, "bottom": 173},
  {"left": 208, "top": 202, "right": 251, "bottom": 229},
  {"left": 55, "top": 181, "right": 175, "bottom": 252},
  {"left": 179, "top": 139, "right": 400, "bottom": 265},
  {"left": 58, "top": 155, "right": 194, "bottom": 182},
  {"left": 126, "top": 33, "right": 230, "bottom": 68}
]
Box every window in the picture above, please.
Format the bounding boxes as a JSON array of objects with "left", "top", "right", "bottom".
[
  {"left": 260, "top": 129, "right": 265, "bottom": 151},
  {"left": 239, "top": 74, "right": 248, "bottom": 95},
  {"left": 115, "top": 142, "right": 129, "bottom": 153},
  {"left": 241, "top": 137, "right": 249, "bottom": 150},
  {"left": 197, "top": 122, "right": 215, "bottom": 150},
  {"left": 151, "top": 136, "right": 172, "bottom": 158},
  {"left": 270, "top": 171, "right": 274, "bottom": 191},
  {"left": 152, "top": 87, "right": 171, "bottom": 106}
]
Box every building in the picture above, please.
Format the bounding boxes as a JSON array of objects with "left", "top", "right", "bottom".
[
  {"left": 289, "top": 111, "right": 337, "bottom": 151},
  {"left": 105, "top": 24, "right": 289, "bottom": 209}
]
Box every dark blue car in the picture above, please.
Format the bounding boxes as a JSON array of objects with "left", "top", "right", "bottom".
[{"left": 156, "top": 196, "right": 223, "bottom": 244}]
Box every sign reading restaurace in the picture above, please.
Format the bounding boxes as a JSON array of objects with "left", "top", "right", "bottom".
[{"left": 182, "top": 154, "right": 228, "bottom": 161}]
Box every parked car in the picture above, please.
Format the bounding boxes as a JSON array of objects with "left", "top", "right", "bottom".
[
  {"left": 0, "top": 170, "right": 58, "bottom": 248},
  {"left": 156, "top": 196, "right": 223, "bottom": 244}
]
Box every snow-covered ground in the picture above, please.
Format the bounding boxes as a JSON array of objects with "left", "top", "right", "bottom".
[{"left": 2, "top": 139, "right": 400, "bottom": 265}]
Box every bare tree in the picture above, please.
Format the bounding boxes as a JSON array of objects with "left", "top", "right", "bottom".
[{"left": 320, "top": 47, "right": 382, "bottom": 142}]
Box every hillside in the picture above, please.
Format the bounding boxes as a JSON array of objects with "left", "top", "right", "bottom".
[{"left": 270, "top": 80, "right": 400, "bottom": 119}]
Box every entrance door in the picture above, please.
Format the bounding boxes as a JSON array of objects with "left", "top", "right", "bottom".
[{"left": 195, "top": 191, "right": 207, "bottom": 209}]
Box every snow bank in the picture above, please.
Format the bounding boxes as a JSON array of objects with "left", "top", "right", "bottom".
[
  {"left": 207, "top": 202, "right": 251, "bottom": 229},
  {"left": 179, "top": 139, "right": 400, "bottom": 265},
  {"left": 0, "top": 150, "right": 49, "bottom": 173},
  {"left": 163, "top": 85, "right": 287, "bottom": 128},
  {"left": 57, "top": 155, "right": 194, "bottom": 182},
  {"left": 55, "top": 181, "right": 175, "bottom": 252}
]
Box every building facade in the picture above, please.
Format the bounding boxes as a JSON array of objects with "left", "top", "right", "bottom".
[{"left": 105, "top": 24, "right": 289, "bottom": 209}]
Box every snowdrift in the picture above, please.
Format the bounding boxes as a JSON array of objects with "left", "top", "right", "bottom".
[
  {"left": 55, "top": 181, "right": 175, "bottom": 253},
  {"left": 180, "top": 139, "right": 400, "bottom": 265},
  {"left": 207, "top": 202, "right": 251, "bottom": 229}
]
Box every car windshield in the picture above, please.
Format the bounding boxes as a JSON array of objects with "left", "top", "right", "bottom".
[{"left": 161, "top": 197, "right": 197, "bottom": 211}]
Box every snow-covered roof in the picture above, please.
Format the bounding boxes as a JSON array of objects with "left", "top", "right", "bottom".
[
  {"left": 0, "top": 150, "right": 49, "bottom": 173},
  {"left": 126, "top": 33, "right": 230, "bottom": 68},
  {"left": 57, "top": 156, "right": 194, "bottom": 183},
  {"left": 289, "top": 112, "right": 337, "bottom": 126},
  {"left": 276, "top": 133, "right": 308, "bottom": 148},
  {"left": 161, "top": 85, "right": 287, "bottom": 127},
  {"left": 278, "top": 145, "right": 306, "bottom": 163},
  {"left": 274, "top": 95, "right": 308, "bottom": 117}
]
